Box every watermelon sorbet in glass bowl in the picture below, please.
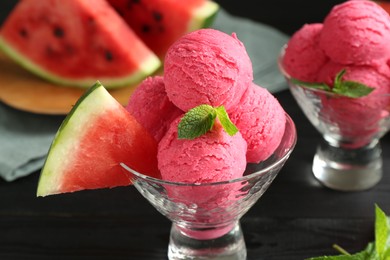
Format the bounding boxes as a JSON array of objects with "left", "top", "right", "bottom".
[
  {"left": 278, "top": 0, "right": 390, "bottom": 191},
  {"left": 121, "top": 114, "right": 296, "bottom": 260},
  {"left": 279, "top": 44, "right": 390, "bottom": 191}
]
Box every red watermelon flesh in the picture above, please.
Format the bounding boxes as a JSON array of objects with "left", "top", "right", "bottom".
[
  {"left": 61, "top": 108, "right": 160, "bottom": 193},
  {"left": 0, "top": 0, "right": 161, "bottom": 88},
  {"left": 37, "top": 82, "right": 160, "bottom": 196},
  {"left": 108, "top": 0, "right": 219, "bottom": 58}
]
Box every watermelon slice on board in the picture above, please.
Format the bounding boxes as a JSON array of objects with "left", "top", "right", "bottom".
[
  {"left": 0, "top": 0, "right": 161, "bottom": 89},
  {"left": 107, "top": 0, "right": 219, "bottom": 58},
  {"left": 0, "top": 50, "right": 160, "bottom": 115},
  {"left": 36, "top": 81, "right": 160, "bottom": 197}
]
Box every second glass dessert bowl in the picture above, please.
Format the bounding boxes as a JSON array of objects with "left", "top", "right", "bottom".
[
  {"left": 279, "top": 48, "right": 390, "bottom": 191},
  {"left": 121, "top": 114, "right": 296, "bottom": 260}
]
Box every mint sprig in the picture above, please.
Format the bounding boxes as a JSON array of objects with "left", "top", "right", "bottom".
[
  {"left": 307, "top": 204, "right": 390, "bottom": 260},
  {"left": 291, "top": 69, "right": 375, "bottom": 98},
  {"left": 178, "top": 104, "right": 238, "bottom": 140},
  {"left": 376, "top": 204, "right": 390, "bottom": 258}
]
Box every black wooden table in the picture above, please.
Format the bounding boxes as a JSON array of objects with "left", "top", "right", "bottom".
[
  {"left": 1, "top": 89, "right": 389, "bottom": 260},
  {"left": 1, "top": 1, "right": 390, "bottom": 259}
]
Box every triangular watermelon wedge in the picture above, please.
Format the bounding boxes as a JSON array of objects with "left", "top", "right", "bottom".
[
  {"left": 37, "top": 81, "right": 160, "bottom": 197},
  {"left": 0, "top": 0, "right": 161, "bottom": 89}
]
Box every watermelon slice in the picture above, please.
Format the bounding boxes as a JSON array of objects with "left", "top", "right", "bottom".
[
  {"left": 107, "top": 0, "right": 219, "bottom": 58},
  {"left": 36, "top": 81, "right": 160, "bottom": 197},
  {"left": 0, "top": 0, "right": 161, "bottom": 89}
]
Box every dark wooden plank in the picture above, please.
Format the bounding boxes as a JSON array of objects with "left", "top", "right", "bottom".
[{"left": 0, "top": 214, "right": 375, "bottom": 260}]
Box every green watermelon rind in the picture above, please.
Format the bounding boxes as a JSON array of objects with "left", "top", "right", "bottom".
[
  {"left": 36, "top": 81, "right": 116, "bottom": 196},
  {"left": 188, "top": 1, "right": 220, "bottom": 32},
  {"left": 0, "top": 36, "right": 162, "bottom": 89}
]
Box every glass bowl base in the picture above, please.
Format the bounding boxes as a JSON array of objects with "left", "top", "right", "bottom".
[
  {"left": 168, "top": 222, "right": 246, "bottom": 260},
  {"left": 312, "top": 139, "right": 383, "bottom": 191}
]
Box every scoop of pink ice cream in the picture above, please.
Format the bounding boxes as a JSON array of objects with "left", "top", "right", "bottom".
[
  {"left": 282, "top": 23, "right": 328, "bottom": 82},
  {"left": 126, "top": 76, "right": 183, "bottom": 142},
  {"left": 158, "top": 117, "right": 247, "bottom": 183},
  {"left": 164, "top": 28, "right": 253, "bottom": 112},
  {"left": 230, "top": 83, "right": 286, "bottom": 163},
  {"left": 157, "top": 117, "right": 247, "bottom": 232},
  {"left": 319, "top": 65, "right": 390, "bottom": 146},
  {"left": 319, "top": 0, "right": 390, "bottom": 66}
]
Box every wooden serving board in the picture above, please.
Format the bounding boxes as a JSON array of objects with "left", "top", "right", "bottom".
[{"left": 0, "top": 52, "right": 142, "bottom": 115}]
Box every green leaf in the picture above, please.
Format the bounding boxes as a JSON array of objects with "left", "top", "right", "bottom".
[
  {"left": 290, "top": 69, "right": 374, "bottom": 98},
  {"left": 306, "top": 243, "right": 377, "bottom": 260},
  {"left": 306, "top": 252, "right": 368, "bottom": 260},
  {"left": 307, "top": 205, "right": 390, "bottom": 260},
  {"left": 375, "top": 204, "right": 390, "bottom": 258},
  {"left": 333, "top": 69, "right": 346, "bottom": 89},
  {"left": 333, "top": 244, "right": 352, "bottom": 255},
  {"left": 383, "top": 248, "right": 390, "bottom": 260},
  {"left": 363, "top": 242, "right": 380, "bottom": 260},
  {"left": 215, "top": 106, "right": 238, "bottom": 136},
  {"left": 178, "top": 104, "right": 216, "bottom": 140},
  {"left": 306, "top": 256, "right": 354, "bottom": 260},
  {"left": 177, "top": 104, "right": 239, "bottom": 140},
  {"left": 333, "top": 81, "right": 374, "bottom": 98},
  {"left": 332, "top": 69, "right": 374, "bottom": 98},
  {"left": 290, "top": 78, "right": 331, "bottom": 91}
]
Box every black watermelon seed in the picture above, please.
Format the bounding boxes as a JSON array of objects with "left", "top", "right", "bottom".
[
  {"left": 53, "top": 26, "right": 64, "bottom": 38},
  {"left": 152, "top": 11, "right": 163, "bottom": 22},
  {"left": 142, "top": 24, "right": 151, "bottom": 33},
  {"left": 105, "top": 50, "right": 113, "bottom": 61},
  {"left": 19, "top": 28, "right": 28, "bottom": 38},
  {"left": 132, "top": 0, "right": 141, "bottom": 3}
]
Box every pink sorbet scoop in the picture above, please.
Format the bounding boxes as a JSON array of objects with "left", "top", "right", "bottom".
[
  {"left": 126, "top": 76, "right": 183, "bottom": 142},
  {"left": 230, "top": 83, "right": 286, "bottom": 163},
  {"left": 158, "top": 117, "right": 247, "bottom": 183},
  {"left": 282, "top": 23, "right": 328, "bottom": 82},
  {"left": 319, "top": 0, "right": 390, "bottom": 66},
  {"left": 163, "top": 28, "right": 253, "bottom": 112}
]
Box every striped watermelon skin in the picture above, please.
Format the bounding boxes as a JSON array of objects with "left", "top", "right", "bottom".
[
  {"left": 108, "top": 0, "right": 219, "bottom": 58},
  {"left": 37, "top": 82, "right": 160, "bottom": 197},
  {"left": 0, "top": 0, "right": 161, "bottom": 88}
]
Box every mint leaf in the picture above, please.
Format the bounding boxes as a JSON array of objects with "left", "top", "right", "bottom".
[
  {"left": 333, "top": 81, "right": 374, "bottom": 98},
  {"left": 178, "top": 104, "right": 216, "bottom": 140},
  {"left": 290, "top": 78, "right": 331, "bottom": 91},
  {"left": 375, "top": 204, "right": 390, "bottom": 258},
  {"left": 307, "top": 243, "right": 377, "bottom": 260},
  {"left": 331, "top": 69, "right": 374, "bottom": 98},
  {"left": 306, "top": 255, "right": 354, "bottom": 260},
  {"left": 333, "top": 244, "right": 351, "bottom": 256},
  {"left": 383, "top": 248, "right": 390, "bottom": 259},
  {"left": 291, "top": 69, "right": 374, "bottom": 98},
  {"left": 307, "top": 205, "right": 389, "bottom": 260},
  {"left": 178, "top": 105, "right": 238, "bottom": 140},
  {"left": 333, "top": 69, "right": 346, "bottom": 89},
  {"left": 215, "top": 106, "right": 238, "bottom": 136},
  {"left": 358, "top": 243, "right": 379, "bottom": 260}
]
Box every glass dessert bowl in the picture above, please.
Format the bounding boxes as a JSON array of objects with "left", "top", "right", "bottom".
[
  {"left": 121, "top": 113, "right": 296, "bottom": 260},
  {"left": 278, "top": 47, "right": 390, "bottom": 191}
]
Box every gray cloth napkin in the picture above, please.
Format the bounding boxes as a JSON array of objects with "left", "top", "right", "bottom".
[
  {"left": 0, "top": 8, "right": 289, "bottom": 182},
  {"left": 0, "top": 104, "right": 64, "bottom": 181}
]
